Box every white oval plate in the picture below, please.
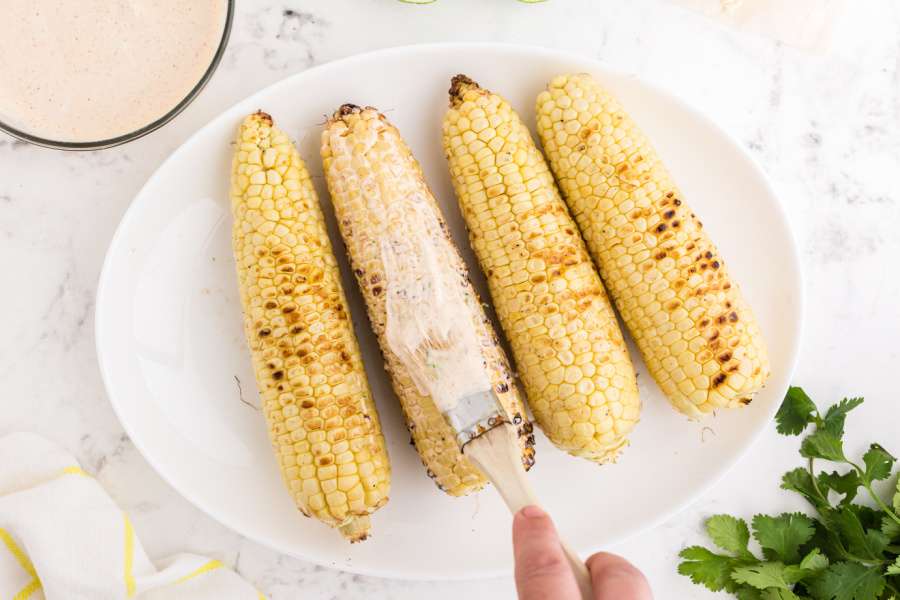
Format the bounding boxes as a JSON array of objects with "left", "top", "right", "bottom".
[{"left": 96, "top": 43, "right": 802, "bottom": 580}]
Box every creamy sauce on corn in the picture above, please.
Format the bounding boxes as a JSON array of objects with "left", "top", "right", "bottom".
[
  {"left": 379, "top": 199, "right": 493, "bottom": 412},
  {"left": 0, "top": 0, "right": 226, "bottom": 142},
  {"left": 324, "top": 116, "right": 492, "bottom": 413}
]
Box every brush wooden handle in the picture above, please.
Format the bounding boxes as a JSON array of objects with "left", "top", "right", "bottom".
[{"left": 465, "top": 426, "right": 593, "bottom": 600}]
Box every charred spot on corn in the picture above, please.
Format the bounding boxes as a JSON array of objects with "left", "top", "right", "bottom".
[
  {"left": 252, "top": 109, "right": 273, "bottom": 126},
  {"left": 338, "top": 103, "right": 361, "bottom": 116},
  {"left": 449, "top": 73, "right": 478, "bottom": 103}
]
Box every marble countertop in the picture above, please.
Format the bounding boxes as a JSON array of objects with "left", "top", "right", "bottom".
[{"left": 2, "top": 1, "right": 899, "bottom": 597}]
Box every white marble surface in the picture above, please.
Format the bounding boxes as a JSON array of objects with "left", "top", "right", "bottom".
[{"left": 1, "top": 1, "right": 899, "bottom": 598}]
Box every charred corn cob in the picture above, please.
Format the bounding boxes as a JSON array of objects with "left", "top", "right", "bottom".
[
  {"left": 230, "top": 112, "right": 390, "bottom": 541},
  {"left": 536, "top": 74, "right": 770, "bottom": 418},
  {"left": 321, "top": 105, "right": 535, "bottom": 495},
  {"left": 442, "top": 76, "right": 640, "bottom": 463}
]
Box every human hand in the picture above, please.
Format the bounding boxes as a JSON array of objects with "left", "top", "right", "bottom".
[{"left": 512, "top": 505, "right": 653, "bottom": 600}]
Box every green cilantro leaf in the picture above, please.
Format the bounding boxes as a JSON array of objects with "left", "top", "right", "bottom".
[
  {"left": 708, "top": 514, "right": 754, "bottom": 559},
  {"left": 798, "top": 548, "right": 829, "bottom": 574},
  {"left": 883, "top": 514, "right": 900, "bottom": 540},
  {"left": 807, "top": 562, "right": 885, "bottom": 600},
  {"left": 753, "top": 513, "right": 816, "bottom": 563},
  {"left": 861, "top": 444, "right": 895, "bottom": 483},
  {"left": 732, "top": 562, "right": 792, "bottom": 590},
  {"left": 893, "top": 475, "right": 900, "bottom": 512},
  {"left": 785, "top": 567, "right": 813, "bottom": 586},
  {"left": 826, "top": 507, "right": 887, "bottom": 560},
  {"left": 777, "top": 387, "right": 818, "bottom": 435},
  {"left": 804, "top": 521, "right": 851, "bottom": 566},
  {"left": 818, "top": 471, "right": 861, "bottom": 506},
  {"left": 849, "top": 504, "right": 882, "bottom": 531},
  {"left": 737, "top": 588, "right": 764, "bottom": 600},
  {"left": 821, "top": 398, "right": 864, "bottom": 438},
  {"left": 762, "top": 590, "right": 802, "bottom": 600},
  {"left": 862, "top": 528, "right": 888, "bottom": 558},
  {"left": 886, "top": 557, "right": 900, "bottom": 576},
  {"left": 800, "top": 431, "right": 846, "bottom": 462},
  {"left": 678, "top": 546, "right": 741, "bottom": 592},
  {"left": 782, "top": 468, "right": 830, "bottom": 511}
]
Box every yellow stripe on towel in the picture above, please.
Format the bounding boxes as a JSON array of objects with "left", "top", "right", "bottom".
[
  {"left": 175, "top": 559, "right": 224, "bottom": 584},
  {"left": 0, "top": 527, "right": 37, "bottom": 578},
  {"left": 123, "top": 515, "right": 136, "bottom": 597},
  {"left": 13, "top": 577, "right": 42, "bottom": 600},
  {"left": 60, "top": 466, "right": 90, "bottom": 477}
]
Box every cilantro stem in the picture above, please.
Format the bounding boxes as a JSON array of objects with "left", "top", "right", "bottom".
[
  {"left": 841, "top": 553, "right": 885, "bottom": 567},
  {"left": 846, "top": 460, "right": 900, "bottom": 527},
  {"left": 866, "top": 485, "right": 900, "bottom": 526},
  {"left": 808, "top": 457, "right": 827, "bottom": 502},
  {"left": 810, "top": 457, "right": 889, "bottom": 567}
]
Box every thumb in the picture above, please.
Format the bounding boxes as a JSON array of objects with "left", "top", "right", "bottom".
[
  {"left": 512, "top": 506, "right": 580, "bottom": 600},
  {"left": 587, "top": 552, "right": 653, "bottom": 600}
]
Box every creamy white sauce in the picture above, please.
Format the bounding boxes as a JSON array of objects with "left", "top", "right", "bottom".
[
  {"left": 379, "top": 199, "right": 493, "bottom": 412},
  {"left": 325, "top": 117, "right": 493, "bottom": 413},
  {"left": 0, "top": 0, "right": 226, "bottom": 142}
]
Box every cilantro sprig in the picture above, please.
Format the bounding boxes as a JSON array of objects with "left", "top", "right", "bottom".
[{"left": 678, "top": 387, "right": 900, "bottom": 599}]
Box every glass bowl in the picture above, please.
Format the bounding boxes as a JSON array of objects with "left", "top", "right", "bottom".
[{"left": 0, "top": 0, "right": 234, "bottom": 151}]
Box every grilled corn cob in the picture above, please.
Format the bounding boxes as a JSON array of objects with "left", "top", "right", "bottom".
[
  {"left": 536, "top": 73, "right": 770, "bottom": 418},
  {"left": 321, "top": 105, "right": 535, "bottom": 495},
  {"left": 230, "top": 111, "right": 390, "bottom": 541},
  {"left": 442, "top": 76, "right": 640, "bottom": 463}
]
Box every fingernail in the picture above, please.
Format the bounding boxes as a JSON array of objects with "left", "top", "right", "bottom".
[{"left": 520, "top": 505, "right": 546, "bottom": 519}]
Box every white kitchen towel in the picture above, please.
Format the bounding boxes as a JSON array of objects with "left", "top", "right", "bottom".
[
  {"left": 0, "top": 432, "right": 264, "bottom": 600},
  {"left": 669, "top": 0, "right": 848, "bottom": 51}
]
